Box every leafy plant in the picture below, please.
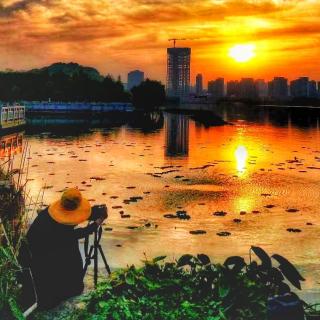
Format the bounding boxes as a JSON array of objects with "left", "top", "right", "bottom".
[{"left": 45, "top": 246, "right": 311, "bottom": 320}]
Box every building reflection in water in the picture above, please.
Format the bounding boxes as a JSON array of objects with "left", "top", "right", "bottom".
[
  {"left": 0, "top": 132, "right": 24, "bottom": 158},
  {"left": 164, "top": 112, "right": 189, "bottom": 157}
]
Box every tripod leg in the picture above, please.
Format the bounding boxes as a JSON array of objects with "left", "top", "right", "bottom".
[
  {"left": 83, "top": 245, "right": 94, "bottom": 278},
  {"left": 98, "top": 245, "right": 111, "bottom": 274},
  {"left": 94, "top": 234, "right": 98, "bottom": 287}
]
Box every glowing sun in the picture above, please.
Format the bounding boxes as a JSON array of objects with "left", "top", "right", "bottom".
[{"left": 229, "top": 44, "right": 256, "bottom": 63}]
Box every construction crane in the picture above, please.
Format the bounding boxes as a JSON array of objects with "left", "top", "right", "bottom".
[{"left": 168, "top": 38, "right": 187, "bottom": 48}]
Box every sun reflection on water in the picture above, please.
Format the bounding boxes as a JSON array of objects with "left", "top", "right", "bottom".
[{"left": 235, "top": 145, "right": 248, "bottom": 174}]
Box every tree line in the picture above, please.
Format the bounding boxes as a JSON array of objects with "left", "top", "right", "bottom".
[{"left": 0, "top": 64, "right": 166, "bottom": 109}]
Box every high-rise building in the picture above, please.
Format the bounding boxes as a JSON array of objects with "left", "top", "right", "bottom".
[
  {"left": 255, "top": 79, "right": 268, "bottom": 98},
  {"left": 226, "top": 80, "right": 240, "bottom": 97},
  {"left": 239, "top": 78, "right": 257, "bottom": 99},
  {"left": 208, "top": 78, "right": 224, "bottom": 99},
  {"left": 166, "top": 47, "right": 191, "bottom": 97},
  {"left": 127, "top": 70, "right": 144, "bottom": 91},
  {"left": 268, "top": 77, "right": 288, "bottom": 100},
  {"left": 195, "top": 74, "right": 203, "bottom": 95}
]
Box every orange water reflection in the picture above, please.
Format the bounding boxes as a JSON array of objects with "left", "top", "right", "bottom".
[
  {"left": 17, "top": 109, "right": 320, "bottom": 302},
  {"left": 0, "top": 132, "right": 23, "bottom": 158}
]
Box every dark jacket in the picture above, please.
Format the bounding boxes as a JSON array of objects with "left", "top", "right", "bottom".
[{"left": 25, "top": 208, "right": 97, "bottom": 310}]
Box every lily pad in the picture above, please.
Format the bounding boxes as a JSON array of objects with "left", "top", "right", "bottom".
[
  {"left": 189, "top": 230, "right": 206, "bottom": 235},
  {"left": 213, "top": 211, "right": 227, "bottom": 217},
  {"left": 217, "top": 231, "right": 231, "bottom": 237},
  {"left": 287, "top": 228, "right": 302, "bottom": 233}
]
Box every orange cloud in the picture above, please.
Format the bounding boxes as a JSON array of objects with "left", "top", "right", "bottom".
[{"left": 0, "top": 0, "right": 319, "bottom": 83}]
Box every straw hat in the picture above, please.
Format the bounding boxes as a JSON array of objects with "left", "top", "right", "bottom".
[{"left": 48, "top": 188, "right": 91, "bottom": 225}]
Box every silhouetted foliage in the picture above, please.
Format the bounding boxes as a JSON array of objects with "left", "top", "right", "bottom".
[
  {"left": 36, "top": 246, "right": 318, "bottom": 320},
  {"left": 0, "top": 63, "right": 130, "bottom": 103},
  {"left": 131, "top": 79, "right": 166, "bottom": 110}
]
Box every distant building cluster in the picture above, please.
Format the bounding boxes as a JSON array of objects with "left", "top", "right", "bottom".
[
  {"left": 131, "top": 43, "right": 320, "bottom": 101},
  {"left": 164, "top": 42, "right": 319, "bottom": 100},
  {"left": 205, "top": 76, "right": 320, "bottom": 100}
]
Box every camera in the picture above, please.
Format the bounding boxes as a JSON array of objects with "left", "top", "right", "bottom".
[{"left": 89, "top": 204, "right": 108, "bottom": 221}]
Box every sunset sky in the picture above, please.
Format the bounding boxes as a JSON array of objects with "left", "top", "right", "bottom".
[{"left": 0, "top": 0, "right": 319, "bottom": 85}]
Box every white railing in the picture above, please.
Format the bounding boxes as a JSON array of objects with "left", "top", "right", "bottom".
[{"left": 1, "top": 105, "right": 25, "bottom": 124}]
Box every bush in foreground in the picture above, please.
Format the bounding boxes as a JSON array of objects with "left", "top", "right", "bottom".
[{"left": 53, "top": 247, "right": 320, "bottom": 320}]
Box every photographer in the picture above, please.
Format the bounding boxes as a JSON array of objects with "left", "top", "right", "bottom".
[{"left": 25, "top": 188, "right": 107, "bottom": 310}]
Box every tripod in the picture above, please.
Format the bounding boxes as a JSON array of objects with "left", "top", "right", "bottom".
[{"left": 83, "top": 225, "right": 111, "bottom": 287}]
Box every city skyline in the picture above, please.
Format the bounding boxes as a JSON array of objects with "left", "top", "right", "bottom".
[{"left": 1, "top": 0, "right": 320, "bottom": 83}]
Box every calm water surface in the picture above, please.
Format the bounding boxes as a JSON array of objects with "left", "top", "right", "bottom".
[{"left": 8, "top": 106, "right": 320, "bottom": 301}]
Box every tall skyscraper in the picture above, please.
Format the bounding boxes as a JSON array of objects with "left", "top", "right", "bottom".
[
  {"left": 166, "top": 47, "right": 191, "bottom": 97},
  {"left": 268, "top": 77, "right": 288, "bottom": 100},
  {"left": 195, "top": 74, "right": 203, "bottom": 95},
  {"left": 208, "top": 78, "right": 224, "bottom": 99},
  {"left": 127, "top": 70, "right": 144, "bottom": 91}
]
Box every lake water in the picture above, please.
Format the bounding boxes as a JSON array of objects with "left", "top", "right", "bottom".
[{"left": 5, "top": 105, "right": 320, "bottom": 302}]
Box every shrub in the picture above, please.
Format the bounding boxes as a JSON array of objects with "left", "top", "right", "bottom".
[{"left": 63, "top": 247, "right": 312, "bottom": 320}]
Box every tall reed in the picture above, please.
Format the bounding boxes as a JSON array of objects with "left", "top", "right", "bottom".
[{"left": 0, "top": 143, "right": 41, "bottom": 318}]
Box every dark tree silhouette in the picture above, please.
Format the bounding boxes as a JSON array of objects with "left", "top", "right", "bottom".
[
  {"left": 0, "top": 63, "right": 130, "bottom": 103},
  {"left": 131, "top": 79, "right": 166, "bottom": 110}
]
